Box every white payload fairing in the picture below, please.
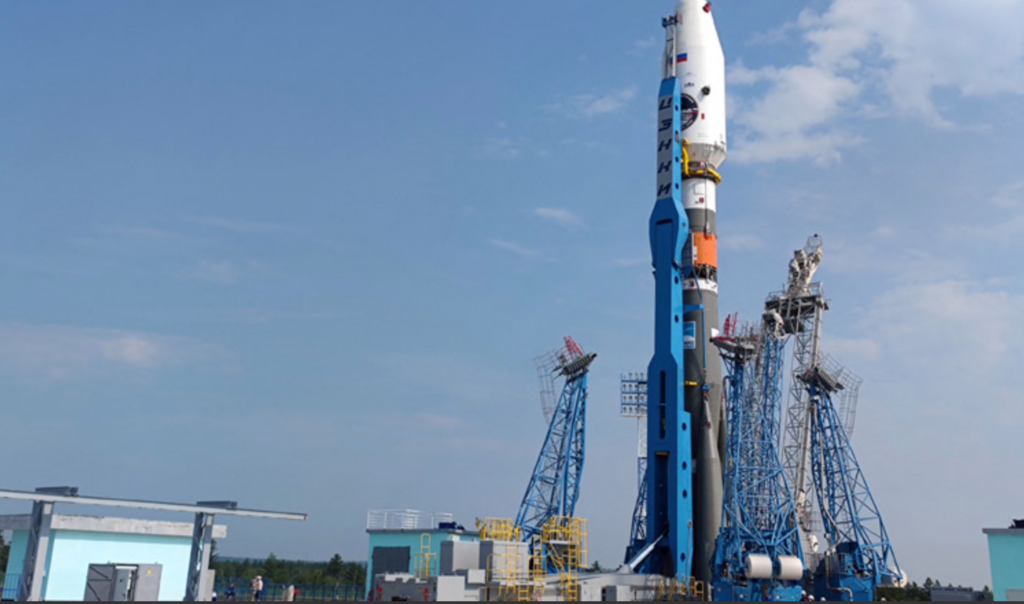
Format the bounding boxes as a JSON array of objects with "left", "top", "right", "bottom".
[{"left": 662, "top": 1, "right": 727, "bottom": 171}]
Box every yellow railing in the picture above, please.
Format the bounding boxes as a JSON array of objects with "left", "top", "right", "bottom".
[
  {"left": 539, "top": 517, "right": 588, "bottom": 602},
  {"left": 651, "top": 575, "right": 707, "bottom": 601},
  {"left": 476, "top": 517, "right": 521, "bottom": 542}
]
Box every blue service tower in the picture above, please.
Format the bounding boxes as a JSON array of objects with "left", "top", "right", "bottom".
[
  {"left": 644, "top": 69, "right": 696, "bottom": 580},
  {"left": 643, "top": 0, "right": 729, "bottom": 583}
]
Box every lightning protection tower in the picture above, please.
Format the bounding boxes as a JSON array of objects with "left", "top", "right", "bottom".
[
  {"left": 516, "top": 337, "right": 597, "bottom": 544},
  {"left": 621, "top": 372, "right": 649, "bottom": 563}
]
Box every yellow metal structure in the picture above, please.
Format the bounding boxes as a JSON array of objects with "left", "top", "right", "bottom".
[
  {"left": 649, "top": 575, "right": 707, "bottom": 601},
  {"left": 473, "top": 517, "right": 595, "bottom": 602},
  {"left": 540, "top": 517, "right": 588, "bottom": 602},
  {"left": 680, "top": 140, "right": 723, "bottom": 185},
  {"left": 530, "top": 535, "right": 545, "bottom": 601},
  {"left": 477, "top": 517, "right": 521, "bottom": 542},
  {"left": 414, "top": 533, "right": 437, "bottom": 579},
  {"left": 479, "top": 518, "right": 535, "bottom": 602}
]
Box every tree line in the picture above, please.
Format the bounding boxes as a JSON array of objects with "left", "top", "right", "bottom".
[
  {"left": 0, "top": 533, "right": 8, "bottom": 574},
  {"left": 876, "top": 577, "right": 993, "bottom": 602},
  {"left": 210, "top": 550, "right": 366, "bottom": 588}
]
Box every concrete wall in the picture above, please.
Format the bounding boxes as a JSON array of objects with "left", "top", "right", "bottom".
[
  {"left": 986, "top": 530, "right": 1024, "bottom": 602},
  {"left": 6, "top": 530, "right": 193, "bottom": 601}
]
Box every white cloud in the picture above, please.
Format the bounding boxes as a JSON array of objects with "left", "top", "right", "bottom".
[
  {"left": 180, "top": 259, "right": 240, "bottom": 285},
  {"left": 195, "top": 218, "right": 295, "bottom": 234},
  {"left": 731, "top": 0, "right": 1024, "bottom": 163},
  {"left": 872, "top": 226, "right": 896, "bottom": 239},
  {"left": 550, "top": 87, "right": 638, "bottom": 119},
  {"left": 481, "top": 137, "right": 534, "bottom": 159},
  {"left": 861, "top": 278, "right": 1020, "bottom": 372},
  {"left": 489, "top": 238, "right": 547, "bottom": 261},
  {"left": 103, "top": 226, "right": 183, "bottom": 241},
  {"left": 0, "top": 323, "right": 208, "bottom": 379},
  {"left": 627, "top": 37, "right": 657, "bottom": 57},
  {"left": 729, "top": 63, "right": 863, "bottom": 165},
  {"left": 824, "top": 335, "right": 882, "bottom": 363},
  {"left": 413, "top": 413, "right": 467, "bottom": 431},
  {"left": 992, "top": 181, "right": 1024, "bottom": 208},
  {"left": 577, "top": 87, "right": 637, "bottom": 118},
  {"left": 611, "top": 257, "right": 648, "bottom": 268},
  {"left": 534, "top": 207, "right": 583, "bottom": 228},
  {"left": 719, "top": 233, "right": 765, "bottom": 252}
]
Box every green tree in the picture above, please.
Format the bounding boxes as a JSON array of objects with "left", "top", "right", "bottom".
[
  {"left": 209, "top": 554, "right": 367, "bottom": 589},
  {"left": 0, "top": 532, "right": 9, "bottom": 572},
  {"left": 589, "top": 561, "right": 603, "bottom": 573},
  {"left": 263, "top": 553, "right": 283, "bottom": 582},
  {"left": 924, "top": 577, "right": 934, "bottom": 589},
  {"left": 327, "top": 554, "right": 344, "bottom": 579}
]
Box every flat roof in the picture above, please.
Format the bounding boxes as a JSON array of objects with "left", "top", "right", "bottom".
[
  {"left": 983, "top": 528, "right": 1024, "bottom": 536},
  {"left": 367, "top": 528, "right": 479, "bottom": 537},
  {"left": 0, "top": 488, "right": 306, "bottom": 521},
  {"left": 0, "top": 514, "right": 228, "bottom": 539}
]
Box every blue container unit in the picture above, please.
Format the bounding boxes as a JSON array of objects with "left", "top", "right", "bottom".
[
  {"left": 1, "top": 514, "right": 226, "bottom": 601},
  {"left": 984, "top": 524, "right": 1024, "bottom": 602}
]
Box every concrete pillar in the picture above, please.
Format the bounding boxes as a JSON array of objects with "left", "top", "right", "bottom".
[{"left": 18, "top": 501, "right": 55, "bottom": 602}]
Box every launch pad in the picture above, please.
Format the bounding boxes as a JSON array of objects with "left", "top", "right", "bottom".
[{"left": 369, "top": 1, "right": 903, "bottom": 601}]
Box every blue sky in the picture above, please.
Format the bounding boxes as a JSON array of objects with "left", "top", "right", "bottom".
[{"left": 2, "top": 0, "right": 1023, "bottom": 589}]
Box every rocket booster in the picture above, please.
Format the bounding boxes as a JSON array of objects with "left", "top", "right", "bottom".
[{"left": 647, "top": 0, "right": 727, "bottom": 584}]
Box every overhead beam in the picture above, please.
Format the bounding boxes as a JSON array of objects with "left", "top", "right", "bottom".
[{"left": 0, "top": 489, "right": 306, "bottom": 521}]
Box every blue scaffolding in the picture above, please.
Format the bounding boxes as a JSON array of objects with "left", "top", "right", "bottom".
[
  {"left": 711, "top": 315, "right": 804, "bottom": 601},
  {"left": 799, "top": 364, "right": 902, "bottom": 601},
  {"left": 516, "top": 338, "right": 596, "bottom": 543}
]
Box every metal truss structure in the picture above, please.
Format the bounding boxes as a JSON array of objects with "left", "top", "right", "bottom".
[
  {"left": 798, "top": 359, "right": 903, "bottom": 601},
  {"left": 620, "top": 373, "right": 649, "bottom": 563},
  {"left": 711, "top": 315, "right": 804, "bottom": 602},
  {"left": 771, "top": 236, "right": 828, "bottom": 561},
  {"left": 516, "top": 338, "right": 597, "bottom": 544}
]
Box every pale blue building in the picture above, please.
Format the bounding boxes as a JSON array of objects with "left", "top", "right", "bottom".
[
  {"left": 1, "top": 514, "right": 226, "bottom": 601},
  {"left": 984, "top": 520, "right": 1024, "bottom": 602}
]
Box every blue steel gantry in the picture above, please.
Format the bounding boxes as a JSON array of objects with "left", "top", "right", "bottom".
[
  {"left": 708, "top": 315, "right": 802, "bottom": 601},
  {"left": 516, "top": 338, "right": 596, "bottom": 543},
  {"left": 798, "top": 361, "right": 903, "bottom": 602},
  {"left": 710, "top": 314, "right": 805, "bottom": 601}
]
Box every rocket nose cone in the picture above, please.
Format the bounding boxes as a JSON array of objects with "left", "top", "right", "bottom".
[{"left": 676, "top": 0, "right": 712, "bottom": 17}]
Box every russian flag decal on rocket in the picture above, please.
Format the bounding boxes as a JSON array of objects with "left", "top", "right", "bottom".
[{"left": 676, "top": 53, "right": 688, "bottom": 63}]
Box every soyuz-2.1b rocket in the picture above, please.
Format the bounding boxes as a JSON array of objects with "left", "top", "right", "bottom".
[{"left": 645, "top": 0, "right": 726, "bottom": 584}]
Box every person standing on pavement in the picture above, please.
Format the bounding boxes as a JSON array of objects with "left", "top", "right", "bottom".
[{"left": 250, "top": 575, "right": 264, "bottom": 601}]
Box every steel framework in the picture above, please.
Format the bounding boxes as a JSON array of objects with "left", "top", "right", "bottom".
[
  {"left": 516, "top": 338, "right": 596, "bottom": 543},
  {"left": 772, "top": 236, "right": 828, "bottom": 561},
  {"left": 621, "top": 372, "right": 649, "bottom": 563},
  {"left": 711, "top": 314, "right": 804, "bottom": 602},
  {"left": 798, "top": 361, "right": 902, "bottom": 601}
]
